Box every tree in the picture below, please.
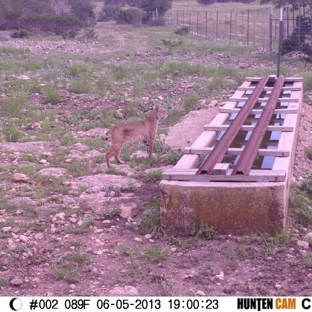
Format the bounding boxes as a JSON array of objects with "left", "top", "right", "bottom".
[
  {"left": 139, "top": 0, "right": 173, "bottom": 18},
  {"left": 0, "top": 0, "right": 96, "bottom": 34}
]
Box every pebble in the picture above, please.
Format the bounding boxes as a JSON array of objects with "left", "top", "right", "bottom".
[
  {"left": 2, "top": 226, "right": 12, "bottom": 233},
  {"left": 12, "top": 173, "right": 29, "bottom": 183},
  {"left": 10, "top": 277, "right": 23, "bottom": 286},
  {"left": 134, "top": 237, "right": 142, "bottom": 242},
  {"left": 35, "top": 233, "right": 44, "bottom": 240},
  {"left": 298, "top": 240, "right": 309, "bottom": 249}
]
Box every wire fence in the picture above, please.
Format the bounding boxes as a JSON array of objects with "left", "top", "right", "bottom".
[{"left": 165, "top": 6, "right": 311, "bottom": 52}]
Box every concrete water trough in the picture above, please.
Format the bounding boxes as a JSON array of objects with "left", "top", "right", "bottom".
[{"left": 160, "top": 76, "right": 303, "bottom": 235}]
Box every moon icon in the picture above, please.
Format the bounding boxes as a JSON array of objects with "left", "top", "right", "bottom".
[{"left": 9, "top": 298, "right": 22, "bottom": 311}]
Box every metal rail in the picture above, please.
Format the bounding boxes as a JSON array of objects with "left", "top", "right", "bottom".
[
  {"left": 196, "top": 75, "right": 270, "bottom": 175},
  {"left": 232, "top": 76, "right": 285, "bottom": 175}
]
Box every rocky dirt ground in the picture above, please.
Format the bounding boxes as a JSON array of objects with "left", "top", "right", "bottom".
[{"left": 0, "top": 23, "right": 312, "bottom": 297}]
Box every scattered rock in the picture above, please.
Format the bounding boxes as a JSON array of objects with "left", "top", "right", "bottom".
[
  {"left": 35, "top": 233, "right": 44, "bottom": 240},
  {"left": 12, "top": 173, "right": 29, "bottom": 183},
  {"left": 119, "top": 204, "right": 138, "bottom": 219},
  {"left": 10, "top": 277, "right": 23, "bottom": 286},
  {"left": 298, "top": 240, "right": 309, "bottom": 249},
  {"left": 109, "top": 286, "right": 139, "bottom": 296},
  {"left": 7, "top": 197, "right": 35, "bottom": 208},
  {"left": 38, "top": 168, "right": 67, "bottom": 177}
]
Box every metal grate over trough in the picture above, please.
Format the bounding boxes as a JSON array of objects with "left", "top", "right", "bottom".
[
  {"left": 162, "top": 76, "right": 302, "bottom": 183},
  {"left": 160, "top": 75, "right": 303, "bottom": 235}
]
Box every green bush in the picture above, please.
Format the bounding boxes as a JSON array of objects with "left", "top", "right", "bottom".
[
  {"left": 174, "top": 26, "right": 190, "bottom": 36},
  {"left": 116, "top": 8, "right": 145, "bottom": 26},
  {"left": 281, "top": 38, "right": 297, "bottom": 55},
  {"left": 11, "top": 29, "right": 30, "bottom": 38},
  {"left": 98, "top": 5, "right": 121, "bottom": 22},
  {"left": 43, "top": 85, "right": 61, "bottom": 104},
  {"left": 183, "top": 93, "right": 200, "bottom": 113}
]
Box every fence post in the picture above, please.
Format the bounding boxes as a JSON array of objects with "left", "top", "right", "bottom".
[
  {"left": 286, "top": 7, "right": 289, "bottom": 38},
  {"left": 206, "top": 11, "right": 208, "bottom": 39},
  {"left": 235, "top": 13, "right": 237, "bottom": 44},
  {"left": 247, "top": 9, "right": 250, "bottom": 45},
  {"left": 216, "top": 11, "right": 218, "bottom": 39},
  {"left": 253, "top": 10, "right": 256, "bottom": 47},
  {"left": 197, "top": 11, "right": 199, "bottom": 36},
  {"left": 269, "top": 6, "right": 273, "bottom": 51},
  {"left": 230, "top": 10, "right": 232, "bottom": 44}
]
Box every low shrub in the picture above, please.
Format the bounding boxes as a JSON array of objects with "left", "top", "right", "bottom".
[
  {"left": 174, "top": 26, "right": 190, "bottom": 36},
  {"left": 11, "top": 29, "right": 30, "bottom": 38}
]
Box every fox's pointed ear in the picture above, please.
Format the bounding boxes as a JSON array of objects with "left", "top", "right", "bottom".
[{"left": 155, "top": 105, "right": 159, "bottom": 111}]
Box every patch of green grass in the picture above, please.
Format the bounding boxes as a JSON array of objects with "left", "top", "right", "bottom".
[
  {"left": 70, "top": 252, "right": 90, "bottom": 263},
  {"left": 146, "top": 170, "right": 162, "bottom": 182},
  {"left": 68, "top": 77, "right": 92, "bottom": 94},
  {"left": 3, "top": 124, "right": 22, "bottom": 142},
  {"left": 182, "top": 92, "right": 200, "bottom": 113},
  {"left": 129, "top": 155, "right": 157, "bottom": 169},
  {"left": 140, "top": 197, "right": 162, "bottom": 235},
  {"left": 165, "top": 149, "right": 184, "bottom": 165},
  {"left": 144, "top": 245, "right": 170, "bottom": 262},
  {"left": 60, "top": 133, "right": 76, "bottom": 146},
  {"left": 190, "top": 220, "right": 217, "bottom": 240},
  {"left": 119, "top": 245, "right": 137, "bottom": 257},
  {"left": 66, "top": 214, "right": 95, "bottom": 234},
  {"left": 105, "top": 206, "right": 121, "bottom": 218},
  {"left": 273, "top": 229, "right": 293, "bottom": 245},
  {"left": 43, "top": 84, "right": 61, "bottom": 104},
  {"left": 0, "top": 94, "right": 29, "bottom": 118},
  {"left": 54, "top": 263, "right": 79, "bottom": 282},
  {"left": 289, "top": 182, "right": 312, "bottom": 225}
]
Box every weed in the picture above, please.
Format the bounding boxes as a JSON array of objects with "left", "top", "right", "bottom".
[
  {"left": 190, "top": 220, "right": 217, "bottom": 239},
  {"left": 146, "top": 170, "right": 162, "bottom": 182},
  {"left": 0, "top": 277, "right": 7, "bottom": 286},
  {"left": 169, "top": 237, "right": 189, "bottom": 249},
  {"left": 43, "top": 84, "right": 61, "bottom": 104},
  {"left": 154, "top": 139, "right": 170, "bottom": 161},
  {"left": 106, "top": 167, "right": 127, "bottom": 176},
  {"left": 145, "top": 245, "right": 170, "bottom": 262},
  {"left": 3, "top": 124, "right": 21, "bottom": 142},
  {"left": 274, "top": 229, "right": 292, "bottom": 245},
  {"left": 289, "top": 183, "right": 312, "bottom": 225},
  {"left": 66, "top": 214, "right": 95, "bottom": 234},
  {"left": 161, "top": 39, "right": 183, "bottom": 55},
  {"left": 119, "top": 245, "right": 137, "bottom": 257},
  {"left": 182, "top": 93, "right": 200, "bottom": 113},
  {"left": 166, "top": 149, "right": 184, "bottom": 165},
  {"left": 0, "top": 94, "right": 29, "bottom": 118},
  {"left": 68, "top": 77, "right": 92, "bottom": 94},
  {"left": 60, "top": 133, "right": 76, "bottom": 146},
  {"left": 105, "top": 206, "right": 121, "bottom": 218},
  {"left": 174, "top": 26, "right": 190, "bottom": 36},
  {"left": 304, "top": 146, "right": 312, "bottom": 160},
  {"left": 140, "top": 197, "right": 163, "bottom": 235},
  {"left": 129, "top": 155, "right": 157, "bottom": 169},
  {"left": 54, "top": 263, "right": 79, "bottom": 282},
  {"left": 71, "top": 252, "right": 90, "bottom": 263}
]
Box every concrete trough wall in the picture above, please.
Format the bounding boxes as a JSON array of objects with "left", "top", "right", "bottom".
[{"left": 160, "top": 77, "right": 303, "bottom": 235}]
